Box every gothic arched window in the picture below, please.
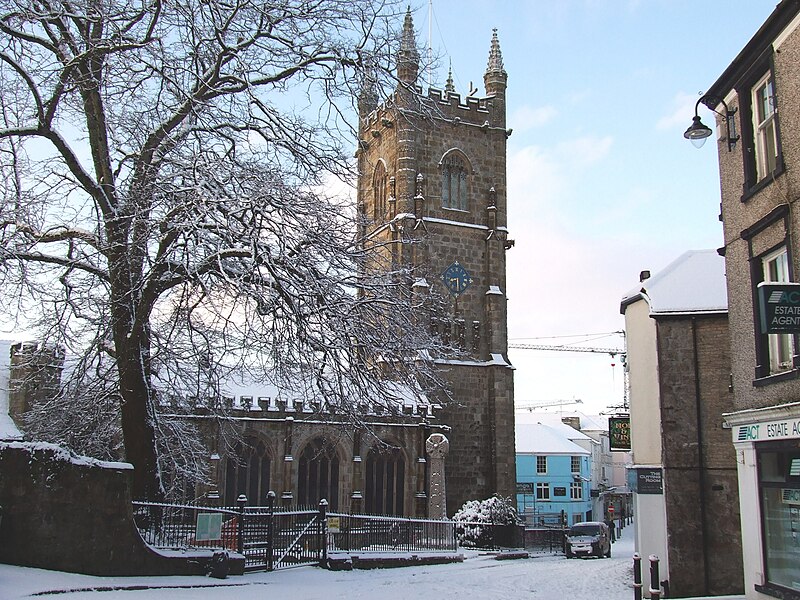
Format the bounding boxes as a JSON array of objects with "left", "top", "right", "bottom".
[
  {"left": 365, "top": 445, "right": 405, "bottom": 515},
  {"left": 224, "top": 439, "right": 271, "bottom": 506},
  {"left": 298, "top": 438, "right": 340, "bottom": 509},
  {"left": 373, "top": 162, "right": 388, "bottom": 221},
  {"left": 441, "top": 154, "right": 468, "bottom": 211}
]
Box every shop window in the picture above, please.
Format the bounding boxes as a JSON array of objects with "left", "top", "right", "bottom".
[
  {"left": 298, "top": 438, "right": 340, "bottom": 509},
  {"left": 365, "top": 445, "right": 405, "bottom": 515},
  {"left": 757, "top": 442, "right": 800, "bottom": 596}
]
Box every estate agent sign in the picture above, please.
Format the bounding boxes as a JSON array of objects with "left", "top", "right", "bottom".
[{"left": 758, "top": 282, "right": 800, "bottom": 333}]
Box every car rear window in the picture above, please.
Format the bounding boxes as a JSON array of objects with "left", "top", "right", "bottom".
[{"left": 569, "top": 525, "right": 601, "bottom": 536}]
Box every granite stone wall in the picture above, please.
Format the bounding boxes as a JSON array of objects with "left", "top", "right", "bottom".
[
  {"left": 655, "top": 315, "right": 743, "bottom": 597},
  {"left": 0, "top": 442, "right": 227, "bottom": 576}
]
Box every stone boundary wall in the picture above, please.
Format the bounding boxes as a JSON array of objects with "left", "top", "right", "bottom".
[{"left": 0, "top": 441, "right": 235, "bottom": 576}]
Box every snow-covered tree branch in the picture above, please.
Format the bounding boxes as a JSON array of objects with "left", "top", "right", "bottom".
[{"left": 0, "top": 0, "right": 451, "bottom": 501}]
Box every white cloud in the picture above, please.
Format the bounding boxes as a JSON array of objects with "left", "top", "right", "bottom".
[
  {"left": 656, "top": 91, "right": 701, "bottom": 131},
  {"left": 509, "top": 105, "right": 558, "bottom": 132},
  {"left": 555, "top": 135, "right": 614, "bottom": 166}
]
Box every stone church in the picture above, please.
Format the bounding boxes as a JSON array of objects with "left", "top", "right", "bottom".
[
  {"left": 355, "top": 11, "right": 516, "bottom": 516},
  {"left": 4, "top": 12, "right": 516, "bottom": 518}
]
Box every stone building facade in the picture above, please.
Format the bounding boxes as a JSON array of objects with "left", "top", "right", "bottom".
[
  {"left": 355, "top": 12, "right": 516, "bottom": 516},
  {"left": 621, "top": 250, "right": 743, "bottom": 598},
  {"left": 695, "top": 2, "right": 800, "bottom": 597},
  {"left": 3, "top": 11, "right": 516, "bottom": 520}
]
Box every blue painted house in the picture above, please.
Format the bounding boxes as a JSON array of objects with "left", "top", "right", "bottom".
[{"left": 516, "top": 422, "right": 592, "bottom": 526}]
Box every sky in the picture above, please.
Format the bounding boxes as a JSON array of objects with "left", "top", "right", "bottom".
[
  {"left": 411, "top": 0, "right": 780, "bottom": 415},
  {"left": 2, "top": 530, "right": 638, "bottom": 599},
  {"left": 0, "top": 1, "right": 781, "bottom": 419}
]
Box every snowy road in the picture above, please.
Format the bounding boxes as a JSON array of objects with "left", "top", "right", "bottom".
[{"left": 2, "top": 525, "right": 636, "bottom": 600}]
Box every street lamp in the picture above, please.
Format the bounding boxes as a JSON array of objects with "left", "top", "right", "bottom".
[{"left": 684, "top": 95, "right": 739, "bottom": 152}]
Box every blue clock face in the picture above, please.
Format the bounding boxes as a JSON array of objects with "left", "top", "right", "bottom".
[{"left": 442, "top": 261, "right": 473, "bottom": 296}]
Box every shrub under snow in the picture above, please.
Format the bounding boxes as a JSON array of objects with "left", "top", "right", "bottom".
[{"left": 453, "top": 495, "right": 521, "bottom": 548}]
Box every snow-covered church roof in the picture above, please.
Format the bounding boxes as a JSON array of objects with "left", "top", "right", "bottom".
[{"left": 620, "top": 249, "right": 728, "bottom": 316}]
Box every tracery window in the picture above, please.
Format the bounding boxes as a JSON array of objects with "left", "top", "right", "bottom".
[
  {"left": 224, "top": 439, "right": 271, "bottom": 506},
  {"left": 365, "top": 445, "right": 405, "bottom": 515},
  {"left": 298, "top": 438, "right": 340, "bottom": 509},
  {"left": 441, "top": 154, "right": 468, "bottom": 211},
  {"left": 373, "top": 162, "right": 388, "bottom": 221}
]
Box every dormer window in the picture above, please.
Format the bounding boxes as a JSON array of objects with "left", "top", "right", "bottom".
[{"left": 441, "top": 154, "right": 468, "bottom": 211}]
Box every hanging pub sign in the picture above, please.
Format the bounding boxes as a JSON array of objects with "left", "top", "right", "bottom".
[
  {"left": 608, "top": 416, "right": 631, "bottom": 451},
  {"left": 758, "top": 282, "right": 800, "bottom": 333}
]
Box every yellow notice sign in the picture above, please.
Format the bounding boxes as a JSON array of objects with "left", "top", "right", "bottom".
[{"left": 328, "top": 516, "right": 340, "bottom": 533}]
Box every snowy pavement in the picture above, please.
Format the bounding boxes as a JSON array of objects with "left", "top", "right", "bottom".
[{"left": 0, "top": 522, "right": 723, "bottom": 600}]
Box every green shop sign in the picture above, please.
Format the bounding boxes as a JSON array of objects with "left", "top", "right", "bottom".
[
  {"left": 609, "top": 416, "right": 631, "bottom": 452},
  {"left": 758, "top": 282, "right": 800, "bottom": 333}
]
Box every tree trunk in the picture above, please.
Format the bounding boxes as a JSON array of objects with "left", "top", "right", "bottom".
[
  {"left": 117, "top": 341, "right": 162, "bottom": 501},
  {"left": 108, "top": 231, "right": 162, "bottom": 501}
]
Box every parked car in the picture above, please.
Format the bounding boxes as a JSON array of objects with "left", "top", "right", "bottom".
[{"left": 565, "top": 521, "right": 611, "bottom": 559}]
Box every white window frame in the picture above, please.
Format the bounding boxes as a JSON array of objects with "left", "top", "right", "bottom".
[
  {"left": 763, "top": 246, "right": 794, "bottom": 373},
  {"left": 536, "top": 455, "right": 547, "bottom": 475},
  {"left": 571, "top": 456, "right": 581, "bottom": 474},
  {"left": 752, "top": 72, "right": 778, "bottom": 181},
  {"left": 536, "top": 482, "right": 550, "bottom": 500},
  {"left": 570, "top": 482, "right": 583, "bottom": 500}
]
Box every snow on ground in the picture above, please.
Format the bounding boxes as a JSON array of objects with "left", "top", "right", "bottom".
[{"left": 3, "top": 527, "right": 639, "bottom": 600}]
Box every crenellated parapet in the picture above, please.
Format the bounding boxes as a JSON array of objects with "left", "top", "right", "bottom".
[{"left": 159, "top": 391, "right": 440, "bottom": 423}]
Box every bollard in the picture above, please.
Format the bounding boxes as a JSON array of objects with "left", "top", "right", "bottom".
[
  {"left": 236, "top": 494, "right": 247, "bottom": 555},
  {"left": 319, "top": 498, "right": 329, "bottom": 567},
  {"left": 649, "top": 554, "right": 661, "bottom": 600},
  {"left": 633, "top": 553, "right": 642, "bottom": 600},
  {"left": 266, "top": 491, "right": 276, "bottom": 571}
]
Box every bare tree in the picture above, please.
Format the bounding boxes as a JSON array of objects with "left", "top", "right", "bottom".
[{"left": 0, "top": 0, "right": 450, "bottom": 500}]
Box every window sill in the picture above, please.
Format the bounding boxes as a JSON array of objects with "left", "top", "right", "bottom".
[
  {"left": 741, "top": 162, "right": 786, "bottom": 203},
  {"left": 753, "top": 368, "right": 800, "bottom": 387},
  {"left": 755, "top": 583, "right": 800, "bottom": 600}
]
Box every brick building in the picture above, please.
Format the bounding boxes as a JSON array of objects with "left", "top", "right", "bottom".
[
  {"left": 690, "top": 2, "right": 800, "bottom": 597},
  {"left": 355, "top": 11, "right": 516, "bottom": 516},
  {"left": 621, "top": 250, "right": 743, "bottom": 597}
]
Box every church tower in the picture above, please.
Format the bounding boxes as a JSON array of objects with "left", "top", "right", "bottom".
[{"left": 356, "top": 11, "right": 516, "bottom": 516}]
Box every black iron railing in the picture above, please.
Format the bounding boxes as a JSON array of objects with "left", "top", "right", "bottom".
[
  {"left": 327, "top": 513, "right": 456, "bottom": 553},
  {"left": 453, "top": 520, "right": 525, "bottom": 549},
  {"left": 132, "top": 501, "right": 240, "bottom": 552},
  {"left": 132, "top": 495, "right": 461, "bottom": 571}
]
